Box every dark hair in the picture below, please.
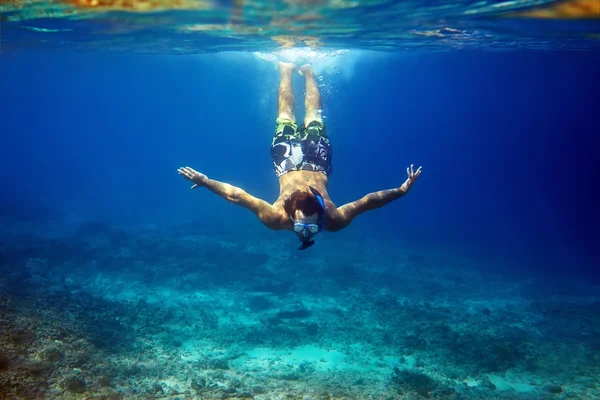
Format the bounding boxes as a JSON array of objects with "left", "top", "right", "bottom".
[{"left": 284, "top": 190, "right": 323, "bottom": 219}]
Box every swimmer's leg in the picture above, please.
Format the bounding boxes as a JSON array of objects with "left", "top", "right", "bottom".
[
  {"left": 278, "top": 62, "right": 296, "bottom": 122},
  {"left": 299, "top": 64, "right": 322, "bottom": 126}
]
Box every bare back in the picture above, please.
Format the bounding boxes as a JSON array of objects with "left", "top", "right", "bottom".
[{"left": 271, "top": 171, "right": 340, "bottom": 230}]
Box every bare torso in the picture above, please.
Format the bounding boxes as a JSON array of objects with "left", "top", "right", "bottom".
[{"left": 270, "top": 171, "right": 339, "bottom": 231}]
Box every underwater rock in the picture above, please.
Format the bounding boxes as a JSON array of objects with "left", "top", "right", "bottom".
[
  {"left": 392, "top": 368, "right": 438, "bottom": 399},
  {"left": 64, "top": 375, "right": 86, "bottom": 393},
  {"left": 149, "top": 383, "right": 164, "bottom": 396},
  {"left": 7, "top": 329, "right": 31, "bottom": 346},
  {"left": 279, "top": 371, "right": 301, "bottom": 381},
  {"left": 481, "top": 376, "right": 497, "bottom": 390},
  {"left": 73, "top": 349, "right": 93, "bottom": 368},
  {"left": 86, "top": 316, "right": 136, "bottom": 350},
  {"left": 235, "top": 389, "right": 254, "bottom": 398},
  {"left": 433, "top": 325, "right": 526, "bottom": 373},
  {"left": 199, "top": 357, "right": 229, "bottom": 370},
  {"left": 191, "top": 376, "right": 206, "bottom": 391},
  {"left": 42, "top": 346, "right": 64, "bottom": 363},
  {"left": 0, "top": 356, "right": 11, "bottom": 370},
  {"left": 546, "top": 384, "right": 564, "bottom": 394},
  {"left": 251, "top": 385, "right": 266, "bottom": 394},
  {"left": 126, "top": 364, "right": 142, "bottom": 376},
  {"left": 98, "top": 376, "right": 111, "bottom": 387},
  {"left": 24, "top": 358, "right": 51, "bottom": 379}
]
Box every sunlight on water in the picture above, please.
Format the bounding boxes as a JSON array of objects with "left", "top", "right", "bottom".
[
  {"left": 253, "top": 48, "right": 390, "bottom": 80},
  {"left": 250, "top": 48, "right": 393, "bottom": 124},
  {"left": 251, "top": 48, "right": 346, "bottom": 117},
  {"left": 0, "top": 0, "right": 599, "bottom": 52},
  {"left": 254, "top": 48, "right": 352, "bottom": 77}
]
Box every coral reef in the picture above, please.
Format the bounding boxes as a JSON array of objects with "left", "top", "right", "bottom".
[{"left": 1, "top": 222, "right": 599, "bottom": 399}]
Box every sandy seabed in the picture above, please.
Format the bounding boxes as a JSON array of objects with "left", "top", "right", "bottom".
[{"left": 1, "top": 221, "right": 599, "bottom": 399}]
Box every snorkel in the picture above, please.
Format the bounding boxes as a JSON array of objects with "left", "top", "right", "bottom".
[{"left": 295, "top": 186, "right": 326, "bottom": 250}]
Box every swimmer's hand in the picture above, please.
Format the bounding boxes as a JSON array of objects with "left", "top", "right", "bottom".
[
  {"left": 401, "top": 164, "right": 422, "bottom": 192},
  {"left": 178, "top": 166, "right": 208, "bottom": 189}
]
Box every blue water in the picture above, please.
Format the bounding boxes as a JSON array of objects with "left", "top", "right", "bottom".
[
  {"left": 3, "top": 51, "right": 599, "bottom": 273},
  {"left": 1, "top": 5, "right": 600, "bottom": 399}
]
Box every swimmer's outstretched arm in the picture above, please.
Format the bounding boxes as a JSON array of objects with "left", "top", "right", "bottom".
[
  {"left": 330, "top": 164, "right": 422, "bottom": 230},
  {"left": 177, "top": 166, "right": 280, "bottom": 228}
]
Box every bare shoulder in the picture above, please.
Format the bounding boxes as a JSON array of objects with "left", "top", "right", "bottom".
[
  {"left": 323, "top": 201, "right": 346, "bottom": 232},
  {"left": 260, "top": 203, "right": 290, "bottom": 230}
]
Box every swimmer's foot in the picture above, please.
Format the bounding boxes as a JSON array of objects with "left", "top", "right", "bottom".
[
  {"left": 279, "top": 61, "right": 296, "bottom": 78},
  {"left": 299, "top": 64, "right": 314, "bottom": 78}
]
